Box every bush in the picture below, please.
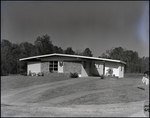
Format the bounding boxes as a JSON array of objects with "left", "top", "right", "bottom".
[
  {"left": 70, "top": 72, "right": 79, "bottom": 78},
  {"left": 20, "top": 72, "right": 27, "bottom": 76},
  {"left": 100, "top": 75, "right": 105, "bottom": 79},
  {"left": 28, "top": 71, "right": 32, "bottom": 76},
  {"left": 107, "top": 68, "right": 113, "bottom": 76},
  {"left": 1, "top": 71, "right": 9, "bottom": 76},
  {"left": 37, "top": 72, "right": 44, "bottom": 76},
  {"left": 31, "top": 72, "right": 36, "bottom": 76}
]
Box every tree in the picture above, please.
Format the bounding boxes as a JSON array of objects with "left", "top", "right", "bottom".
[
  {"left": 100, "top": 46, "right": 146, "bottom": 73},
  {"left": 53, "top": 45, "right": 64, "bottom": 54},
  {"left": 20, "top": 42, "right": 37, "bottom": 57},
  {"left": 82, "top": 48, "right": 93, "bottom": 57},
  {"left": 100, "top": 53, "right": 109, "bottom": 58},
  {"left": 34, "top": 34, "right": 53, "bottom": 55},
  {"left": 64, "top": 47, "right": 75, "bottom": 55},
  {"left": 75, "top": 49, "right": 83, "bottom": 56},
  {"left": 1, "top": 39, "right": 12, "bottom": 75}
]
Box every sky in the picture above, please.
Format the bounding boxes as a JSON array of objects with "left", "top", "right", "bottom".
[{"left": 1, "top": 1, "right": 149, "bottom": 58}]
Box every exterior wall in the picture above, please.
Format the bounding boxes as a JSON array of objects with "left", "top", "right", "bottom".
[
  {"left": 27, "top": 61, "right": 41, "bottom": 74},
  {"left": 105, "top": 62, "right": 120, "bottom": 77},
  {"left": 26, "top": 56, "right": 125, "bottom": 78},
  {"left": 119, "top": 64, "right": 124, "bottom": 78},
  {"left": 91, "top": 61, "right": 104, "bottom": 76},
  {"left": 81, "top": 60, "right": 91, "bottom": 77},
  {"left": 63, "top": 61, "right": 81, "bottom": 74},
  {"left": 41, "top": 62, "right": 49, "bottom": 73}
]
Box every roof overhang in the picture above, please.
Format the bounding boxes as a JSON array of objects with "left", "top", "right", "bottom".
[{"left": 19, "top": 53, "right": 126, "bottom": 64}]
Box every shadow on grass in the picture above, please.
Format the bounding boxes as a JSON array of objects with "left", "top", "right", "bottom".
[{"left": 137, "top": 87, "right": 145, "bottom": 91}]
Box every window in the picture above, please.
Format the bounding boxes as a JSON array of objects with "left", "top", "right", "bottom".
[{"left": 49, "top": 61, "right": 58, "bottom": 72}]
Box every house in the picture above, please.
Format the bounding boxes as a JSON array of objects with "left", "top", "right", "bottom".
[{"left": 19, "top": 53, "right": 126, "bottom": 78}]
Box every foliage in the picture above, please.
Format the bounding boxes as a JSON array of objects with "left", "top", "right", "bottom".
[
  {"left": 100, "top": 75, "right": 104, "bottom": 79},
  {"left": 31, "top": 72, "right": 36, "bottom": 76},
  {"left": 64, "top": 47, "right": 75, "bottom": 55},
  {"left": 75, "top": 49, "right": 83, "bottom": 56},
  {"left": 20, "top": 72, "right": 27, "bottom": 76},
  {"left": 53, "top": 45, "right": 64, "bottom": 54},
  {"left": 37, "top": 72, "right": 44, "bottom": 76},
  {"left": 1, "top": 35, "right": 70, "bottom": 75},
  {"left": 107, "top": 68, "right": 113, "bottom": 76},
  {"left": 34, "top": 34, "right": 53, "bottom": 55},
  {"left": 70, "top": 72, "right": 79, "bottom": 78},
  {"left": 100, "top": 47, "right": 149, "bottom": 73},
  {"left": 1, "top": 36, "right": 149, "bottom": 75},
  {"left": 28, "top": 71, "right": 32, "bottom": 76},
  {"left": 82, "top": 48, "right": 93, "bottom": 57}
]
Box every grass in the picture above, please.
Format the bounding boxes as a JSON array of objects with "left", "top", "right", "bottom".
[
  {"left": 58, "top": 87, "right": 148, "bottom": 106},
  {"left": 25, "top": 80, "right": 99, "bottom": 103},
  {"left": 1, "top": 74, "right": 148, "bottom": 105},
  {"left": 21, "top": 75, "right": 148, "bottom": 105},
  {"left": 1, "top": 74, "right": 72, "bottom": 91}
]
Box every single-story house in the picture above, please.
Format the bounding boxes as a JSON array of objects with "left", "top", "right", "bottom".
[{"left": 19, "top": 53, "right": 126, "bottom": 78}]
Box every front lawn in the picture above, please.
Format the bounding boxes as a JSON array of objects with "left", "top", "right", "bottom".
[
  {"left": 1, "top": 74, "right": 71, "bottom": 91},
  {"left": 18, "top": 75, "right": 148, "bottom": 105},
  {"left": 58, "top": 87, "right": 148, "bottom": 106},
  {"left": 1, "top": 74, "right": 148, "bottom": 105}
]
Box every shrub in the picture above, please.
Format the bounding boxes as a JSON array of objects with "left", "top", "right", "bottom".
[
  {"left": 1, "top": 71, "right": 9, "bottom": 76},
  {"left": 31, "top": 72, "right": 36, "bottom": 76},
  {"left": 116, "top": 76, "right": 119, "bottom": 79},
  {"left": 100, "top": 75, "right": 105, "bottom": 79},
  {"left": 37, "top": 72, "right": 44, "bottom": 76},
  {"left": 107, "top": 68, "right": 113, "bottom": 76},
  {"left": 70, "top": 72, "right": 79, "bottom": 78},
  {"left": 20, "top": 72, "right": 27, "bottom": 76},
  {"left": 28, "top": 71, "right": 32, "bottom": 76}
]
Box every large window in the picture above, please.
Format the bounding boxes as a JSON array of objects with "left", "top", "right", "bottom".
[{"left": 49, "top": 61, "right": 58, "bottom": 72}]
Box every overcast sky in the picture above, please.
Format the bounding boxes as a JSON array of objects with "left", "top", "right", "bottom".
[{"left": 1, "top": 1, "right": 149, "bottom": 57}]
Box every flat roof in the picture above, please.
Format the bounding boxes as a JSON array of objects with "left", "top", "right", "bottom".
[{"left": 19, "top": 53, "right": 126, "bottom": 64}]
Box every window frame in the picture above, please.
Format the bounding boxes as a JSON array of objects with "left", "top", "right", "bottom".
[{"left": 49, "top": 61, "right": 58, "bottom": 72}]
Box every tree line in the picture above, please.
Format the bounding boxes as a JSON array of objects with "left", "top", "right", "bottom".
[
  {"left": 1, "top": 34, "right": 93, "bottom": 75},
  {"left": 99, "top": 47, "right": 149, "bottom": 73},
  {"left": 1, "top": 34, "right": 149, "bottom": 76}
]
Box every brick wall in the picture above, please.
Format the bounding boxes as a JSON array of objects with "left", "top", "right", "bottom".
[
  {"left": 63, "top": 61, "right": 81, "bottom": 74},
  {"left": 41, "top": 62, "right": 49, "bottom": 73}
]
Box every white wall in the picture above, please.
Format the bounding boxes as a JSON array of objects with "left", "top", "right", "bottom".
[
  {"left": 105, "top": 62, "right": 119, "bottom": 77},
  {"left": 119, "top": 64, "right": 124, "bottom": 78},
  {"left": 27, "top": 62, "right": 41, "bottom": 74}
]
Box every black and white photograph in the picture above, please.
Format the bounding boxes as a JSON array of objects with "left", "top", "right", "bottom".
[{"left": 1, "top": 1, "right": 149, "bottom": 117}]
